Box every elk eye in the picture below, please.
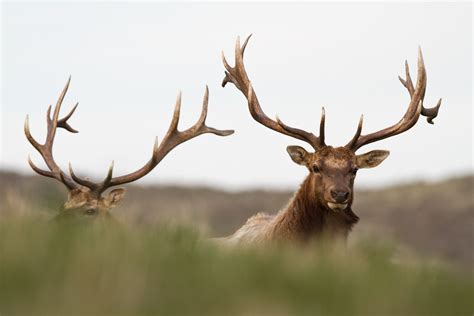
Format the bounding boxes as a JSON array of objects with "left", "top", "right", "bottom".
[
  {"left": 312, "top": 165, "right": 320, "bottom": 173},
  {"left": 352, "top": 168, "right": 359, "bottom": 175}
]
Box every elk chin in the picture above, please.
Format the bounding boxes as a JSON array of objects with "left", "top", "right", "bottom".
[{"left": 327, "top": 202, "right": 348, "bottom": 212}]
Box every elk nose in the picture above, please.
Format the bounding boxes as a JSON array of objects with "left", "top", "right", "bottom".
[{"left": 330, "top": 190, "right": 349, "bottom": 203}]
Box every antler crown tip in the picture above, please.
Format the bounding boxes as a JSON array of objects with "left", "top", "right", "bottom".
[{"left": 417, "top": 47, "right": 424, "bottom": 62}]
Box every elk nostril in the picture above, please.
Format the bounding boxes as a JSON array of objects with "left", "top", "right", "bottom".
[
  {"left": 342, "top": 191, "right": 349, "bottom": 200},
  {"left": 331, "top": 190, "right": 349, "bottom": 203}
]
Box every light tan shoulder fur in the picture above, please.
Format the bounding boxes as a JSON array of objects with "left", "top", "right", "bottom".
[{"left": 221, "top": 212, "right": 275, "bottom": 245}]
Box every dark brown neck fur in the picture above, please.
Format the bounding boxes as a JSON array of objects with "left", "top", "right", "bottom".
[{"left": 270, "top": 176, "right": 359, "bottom": 242}]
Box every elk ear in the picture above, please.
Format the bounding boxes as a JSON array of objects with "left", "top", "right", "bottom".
[
  {"left": 105, "top": 188, "right": 126, "bottom": 208},
  {"left": 286, "top": 145, "right": 309, "bottom": 166},
  {"left": 356, "top": 150, "right": 390, "bottom": 169}
]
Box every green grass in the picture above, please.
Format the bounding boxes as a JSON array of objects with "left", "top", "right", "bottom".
[{"left": 0, "top": 220, "right": 473, "bottom": 316}]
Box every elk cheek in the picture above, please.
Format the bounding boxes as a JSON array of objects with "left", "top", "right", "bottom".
[{"left": 321, "top": 182, "right": 334, "bottom": 205}]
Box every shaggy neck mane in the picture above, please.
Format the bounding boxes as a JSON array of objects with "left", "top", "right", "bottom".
[{"left": 270, "top": 176, "right": 359, "bottom": 241}]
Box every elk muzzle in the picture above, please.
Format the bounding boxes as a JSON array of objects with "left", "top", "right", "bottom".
[{"left": 327, "top": 187, "right": 350, "bottom": 211}]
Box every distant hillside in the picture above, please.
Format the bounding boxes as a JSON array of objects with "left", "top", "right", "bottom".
[{"left": 1, "top": 170, "right": 472, "bottom": 268}]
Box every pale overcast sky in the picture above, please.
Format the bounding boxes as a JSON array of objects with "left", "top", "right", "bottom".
[{"left": 1, "top": 2, "right": 472, "bottom": 190}]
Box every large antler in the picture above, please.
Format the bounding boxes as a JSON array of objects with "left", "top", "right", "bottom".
[
  {"left": 345, "top": 49, "right": 442, "bottom": 151},
  {"left": 222, "top": 35, "right": 326, "bottom": 151},
  {"left": 26, "top": 79, "right": 234, "bottom": 196},
  {"left": 24, "top": 77, "right": 81, "bottom": 190},
  {"left": 68, "top": 86, "right": 234, "bottom": 195}
]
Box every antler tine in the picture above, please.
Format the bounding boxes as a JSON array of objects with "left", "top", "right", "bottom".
[
  {"left": 222, "top": 35, "right": 251, "bottom": 92},
  {"left": 275, "top": 106, "right": 325, "bottom": 149},
  {"left": 319, "top": 107, "right": 326, "bottom": 147},
  {"left": 169, "top": 91, "right": 182, "bottom": 132},
  {"left": 192, "top": 86, "right": 235, "bottom": 136},
  {"left": 241, "top": 34, "right": 252, "bottom": 56},
  {"left": 423, "top": 98, "right": 442, "bottom": 124},
  {"left": 25, "top": 78, "right": 81, "bottom": 190},
  {"left": 27, "top": 155, "right": 55, "bottom": 178},
  {"left": 346, "top": 48, "right": 442, "bottom": 151},
  {"left": 398, "top": 60, "right": 415, "bottom": 97},
  {"left": 24, "top": 115, "right": 42, "bottom": 153},
  {"left": 196, "top": 85, "right": 210, "bottom": 127},
  {"left": 345, "top": 115, "right": 364, "bottom": 150},
  {"left": 68, "top": 163, "right": 96, "bottom": 190},
  {"left": 97, "top": 136, "right": 161, "bottom": 189},
  {"left": 159, "top": 87, "right": 235, "bottom": 150},
  {"left": 46, "top": 77, "right": 75, "bottom": 141},
  {"left": 51, "top": 76, "right": 71, "bottom": 124},
  {"left": 95, "top": 87, "right": 233, "bottom": 189},
  {"left": 58, "top": 102, "right": 79, "bottom": 133},
  {"left": 68, "top": 161, "right": 114, "bottom": 195},
  {"left": 222, "top": 35, "right": 325, "bottom": 151}
]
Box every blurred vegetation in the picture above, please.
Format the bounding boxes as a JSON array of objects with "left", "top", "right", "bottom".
[
  {"left": 0, "top": 220, "right": 473, "bottom": 316},
  {"left": 0, "top": 171, "right": 473, "bottom": 314},
  {"left": 1, "top": 171, "right": 472, "bottom": 268}
]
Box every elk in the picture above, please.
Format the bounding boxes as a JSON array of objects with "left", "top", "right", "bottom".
[
  {"left": 220, "top": 35, "right": 442, "bottom": 245},
  {"left": 25, "top": 77, "right": 233, "bottom": 221}
]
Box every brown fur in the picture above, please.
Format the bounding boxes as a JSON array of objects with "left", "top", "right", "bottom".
[
  {"left": 53, "top": 187, "right": 126, "bottom": 222},
  {"left": 222, "top": 146, "right": 389, "bottom": 246},
  {"left": 220, "top": 34, "right": 440, "bottom": 246}
]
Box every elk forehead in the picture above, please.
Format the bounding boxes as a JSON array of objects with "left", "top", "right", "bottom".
[
  {"left": 63, "top": 188, "right": 98, "bottom": 209},
  {"left": 314, "top": 147, "right": 355, "bottom": 170}
]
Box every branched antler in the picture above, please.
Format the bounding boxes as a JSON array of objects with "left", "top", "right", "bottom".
[
  {"left": 398, "top": 58, "right": 442, "bottom": 125},
  {"left": 345, "top": 49, "right": 442, "bottom": 151},
  {"left": 222, "top": 35, "right": 326, "bottom": 150},
  {"left": 26, "top": 79, "right": 234, "bottom": 196},
  {"left": 68, "top": 86, "right": 234, "bottom": 195},
  {"left": 24, "top": 77, "right": 81, "bottom": 190}
]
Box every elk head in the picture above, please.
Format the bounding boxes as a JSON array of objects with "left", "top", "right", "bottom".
[
  {"left": 25, "top": 78, "right": 233, "bottom": 221},
  {"left": 222, "top": 35, "right": 441, "bottom": 212}
]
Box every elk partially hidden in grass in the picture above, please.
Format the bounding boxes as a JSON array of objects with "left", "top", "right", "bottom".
[
  {"left": 221, "top": 35, "right": 442, "bottom": 244},
  {"left": 25, "top": 78, "right": 233, "bottom": 221}
]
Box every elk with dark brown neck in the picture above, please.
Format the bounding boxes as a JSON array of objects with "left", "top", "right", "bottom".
[{"left": 220, "top": 35, "right": 442, "bottom": 245}]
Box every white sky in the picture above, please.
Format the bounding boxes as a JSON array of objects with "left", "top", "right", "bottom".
[{"left": 1, "top": 2, "right": 472, "bottom": 190}]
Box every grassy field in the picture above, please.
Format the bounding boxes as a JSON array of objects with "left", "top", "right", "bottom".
[
  {"left": 1, "top": 219, "right": 473, "bottom": 316},
  {"left": 1, "top": 171, "right": 473, "bottom": 268},
  {"left": 1, "top": 171, "right": 473, "bottom": 315}
]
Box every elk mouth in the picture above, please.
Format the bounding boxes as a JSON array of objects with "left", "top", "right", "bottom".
[{"left": 327, "top": 202, "right": 348, "bottom": 211}]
